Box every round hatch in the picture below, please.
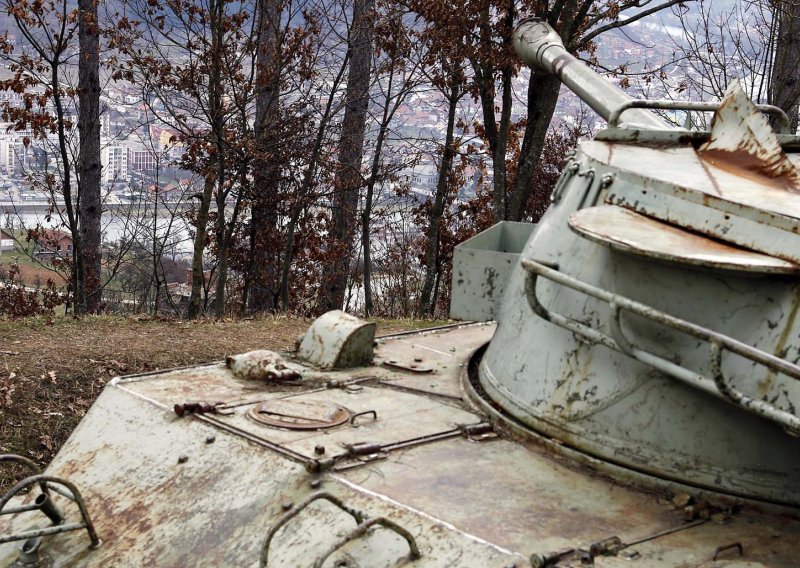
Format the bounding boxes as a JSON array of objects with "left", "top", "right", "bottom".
[{"left": 247, "top": 398, "right": 351, "bottom": 430}]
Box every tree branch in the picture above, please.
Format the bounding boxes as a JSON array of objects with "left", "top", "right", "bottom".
[{"left": 578, "top": 0, "right": 693, "bottom": 47}]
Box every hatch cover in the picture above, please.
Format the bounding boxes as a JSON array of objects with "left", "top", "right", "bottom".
[
  {"left": 247, "top": 399, "right": 351, "bottom": 430},
  {"left": 569, "top": 205, "right": 800, "bottom": 274}
]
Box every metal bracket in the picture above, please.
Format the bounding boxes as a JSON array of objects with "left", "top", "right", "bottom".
[
  {"left": 297, "top": 311, "right": 376, "bottom": 369},
  {"left": 459, "top": 422, "right": 497, "bottom": 442},
  {"left": 522, "top": 258, "right": 800, "bottom": 433},
  {"left": 0, "top": 460, "right": 101, "bottom": 549},
  {"left": 575, "top": 169, "right": 597, "bottom": 210},
  {"left": 550, "top": 161, "right": 579, "bottom": 204},
  {"left": 713, "top": 541, "right": 743, "bottom": 561},
  {"left": 305, "top": 422, "right": 496, "bottom": 473},
  {"left": 383, "top": 360, "right": 433, "bottom": 373},
  {"left": 259, "top": 491, "right": 420, "bottom": 567}
]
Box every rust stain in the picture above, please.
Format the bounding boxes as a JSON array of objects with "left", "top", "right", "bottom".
[
  {"left": 759, "top": 288, "right": 800, "bottom": 399},
  {"left": 569, "top": 205, "right": 800, "bottom": 274},
  {"left": 698, "top": 82, "right": 800, "bottom": 192},
  {"left": 700, "top": 148, "right": 800, "bottom": 193},
  {"left": 695, "top": 151, "right": 724, "bottom": 196}
]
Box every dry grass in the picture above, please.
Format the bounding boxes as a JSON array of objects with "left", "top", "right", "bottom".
[{"left": 0, "top": 314, "right": 446, "bottom": 488}]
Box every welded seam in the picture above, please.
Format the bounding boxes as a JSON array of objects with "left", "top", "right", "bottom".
[
  {"left": 396, "top": 339, "right": 455, "bottom": 358},
  {"left": 331, "top": 474, "right": 525, "bottom": 560},
  {"left": 111, "top": 380, "right": 171, "bottom": 411}
]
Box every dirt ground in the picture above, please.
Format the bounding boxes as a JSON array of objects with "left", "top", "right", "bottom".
[{"left": 0, "top": 314, "right": 444, "bottom": 489}]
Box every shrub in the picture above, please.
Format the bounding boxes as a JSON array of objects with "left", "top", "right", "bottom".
[{"left": 0, "top": 264, "right": 67, "bottom": 318}]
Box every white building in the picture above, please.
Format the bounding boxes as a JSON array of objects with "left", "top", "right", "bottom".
[
  {"left": 0, "top": 123, "right": 35, "bottom": 176},
  {"left": 0, "top": 138, "right": 29, "bottom": 176},
  {"left": 399, "top": 162, "right": 439, "bottom": 199},
  {"left": 101, "top": 143, "right": 129, "bottom": 184}
]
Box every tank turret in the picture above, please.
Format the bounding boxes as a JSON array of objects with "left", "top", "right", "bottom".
[{"left": 460, "top": 18, "right": 800, "bottom": 507}]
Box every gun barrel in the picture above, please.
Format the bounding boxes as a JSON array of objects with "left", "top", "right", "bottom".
[{"left": 513, "top": 18, "right": 670, "bottom": 130}]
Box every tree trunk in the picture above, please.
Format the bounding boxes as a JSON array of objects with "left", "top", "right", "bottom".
[
  {"left": 248, "top": 0, "right": 282, "bottom": 312},
  {"left": 771, "top": 1, "right": 800, "bottom": 132},
  {"left": 419, "top": 78, "right": 459, "bottom": 316},
  {"left": 213, "top": 178, "right": 227, "bottom": 317},
  {"left": 472, "top": 0, "right": 514, "bottom": 222},
  {"left": 78, "top": 0, "right": 102, "bottom": 313},
  {"left": 316, "top": 0, "right": 374, "bottom": 313},
  {"left": 189, "top": 0, "right": 225, "bottom": 319},
  {"left": 50, "top": 66, "right": 81, "bottom": 314},
  {"left": 507, "top": 71, "right": 561, "bottom": 221},
  {"left": 362, "top": 64, "right": 399, "bottom": 317},
  {"left": 151, "top": 181, "right": 161, "bottom": 315},
  {"left": 187, "top": 178, "right": 214, "bottom": 318},
  {"left": 492, "top": 66, "right": 512, "bottom": 221},
  {"left": 278, "top": 201, "right": 301, "bottom": 310}
]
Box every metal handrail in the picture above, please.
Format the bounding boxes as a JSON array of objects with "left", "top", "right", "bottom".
[
  {"left": 260, "top": 491, "right": 364, "bottom": 567},
  {"left": 313, "top": 516, "right": 421, "bottom": 568},
  {"left": 0, "top": 454, "right": 48, "bottom": 496},
  {"left": 0, "top": 474, "right": 101, "bottom": 547},
  {"left": 521, "top": 258, "right": 800, "bottom": 433},
  {"left": 260, "top": 490, "right": 420, "bottom": 567},
  {"left": 607, "top": 99, "right": 792, "bottom": 133}
]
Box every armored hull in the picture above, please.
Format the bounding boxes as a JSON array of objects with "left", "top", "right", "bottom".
[{"left": 2, "top": 323, "right": 800, "bottom": 567}]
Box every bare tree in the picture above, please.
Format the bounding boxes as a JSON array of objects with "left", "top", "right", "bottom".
[
  {"left": 669, "top": 0, "right": 800, "bottom": 133},
  {"left": 417, "top": 66, "right": 464, "bottom": 316},
  {"left": 316, "top": 0, "right": 375, "bottom": 313},
  {"left": 0, "top": 0, "right": 106, "bottom": 314},
  {"left": 111, "top": 0, "right": 258, "bottom": 318},
  {"left": 248, "top": 0, "right": 282, "bottom": 313}
]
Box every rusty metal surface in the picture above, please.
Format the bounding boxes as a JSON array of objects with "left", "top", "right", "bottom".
[
  {"left": 297, "top": 310, "right": 376, "bottom": 369},
  {"left": 480, "top": 141, "right": 800, "bottom": 506},
  {"left": 1, "top": 387, "right": 308, "bottom": 567},
  {"left": 569, "top": 205, "right": 800, "bottom": 274},
  {"left": 699, "top": 82, "right": 800, "bottom": 188},
  {"left": 521, "top": 257, "right": 800, "bottom": 432},
  {"left": 590, "top": 139, "right": 800, "bottom": 264},
  {"left": 340, "top": 436, "right": 680, "bottom": 555},
  {"left": 211, "top": 386, "right": 480, "bottom": 462},
  {"left": 0, "top": 327, "right": 525, "bottom": 566},
  {"left": 594, "top": 140, "right": 800, "bottom": 222},
  {"left": 338, "top": 432, "right": 800, "bottom": 566},
  {"left": 479, "top": 45, "right": 800, "bottom": 504}
]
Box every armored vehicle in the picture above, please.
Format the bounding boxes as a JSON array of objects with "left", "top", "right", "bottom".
[{"left": 3, "top": 18, "right": 800, "bottom": 567}]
